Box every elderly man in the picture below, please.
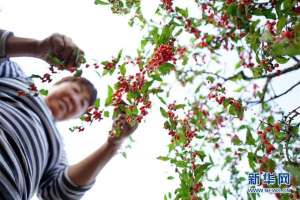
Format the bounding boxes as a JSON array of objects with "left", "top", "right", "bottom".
[{"left": 0, "top": 30, "right": 137, "bottom": 200}]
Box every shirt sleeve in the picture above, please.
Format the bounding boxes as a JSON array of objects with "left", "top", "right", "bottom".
[
  {"left": 37, "top": 140, "right": 96, "bottom": 200},
  {"left": 0, "top": 29, "right": 14, "bottom": 58},
  {"left": 0, "top": 58, "right": 29, "bottom": 81}
]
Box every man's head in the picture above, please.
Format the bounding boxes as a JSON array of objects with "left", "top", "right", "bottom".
[{"left": 45, "top": 76, "right": 97, "bottom": 121}]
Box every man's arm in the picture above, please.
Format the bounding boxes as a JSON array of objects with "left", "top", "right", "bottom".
[
  {"left": 67, "top": 139, "right": 121, "bottom": 186},
  {"left": 67, "top": 114, "right": 137, "bottom": 186},
  {"left": 5, "top": 33, "right": 83, "bottom": 68},
  {"left": 6, "top": 36, "right": 40, "bottom": 58}
]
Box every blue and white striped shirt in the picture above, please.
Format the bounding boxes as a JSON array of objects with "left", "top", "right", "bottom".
[{"left": 0, "top": 58, "right": 95, "bottom": 200}]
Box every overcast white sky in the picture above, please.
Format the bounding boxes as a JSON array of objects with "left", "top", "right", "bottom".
[{"left": 0, "top": 0, "right": 299, "bottom": 200}]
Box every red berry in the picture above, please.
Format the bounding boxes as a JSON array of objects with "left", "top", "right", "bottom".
[
  {"left": 282, "top": 31, "right": 294, "bottom": 39},
  {"left": 273, "top": 122, "right": 281, "bottom": 132},
  {"left": 293, "top": 6, "right": 300, "bottom": 15},
  {"left": 265, "top": 126, "right": 272, "bottom": 132},
  {"left": 266, "top": 144, "right": 275, "bottom": 154}
]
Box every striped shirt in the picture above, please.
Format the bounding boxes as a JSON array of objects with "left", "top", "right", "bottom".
[{"left": 0, "top": 58, "right": 95, "bottom": 199}]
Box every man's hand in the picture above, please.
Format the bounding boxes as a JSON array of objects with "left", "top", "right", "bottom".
[
  {"left": 36, "top": 33, "right": 84, "bottom": 70},
  {"left": 107, "top": 113, "right": 138, "bottom": 146}
]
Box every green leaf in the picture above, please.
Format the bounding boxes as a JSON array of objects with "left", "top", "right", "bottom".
[
  {"left": 157, "top": 156, "right": 170, "bottom": 161},
  {"left": 175, "top": 104, "right": 185, "bottom": 110},
  {"left": 150, "top": 27, "right": 160, "bottom": 44},
  {"left": 206, "top": 76, "right": 215, "bottom": 83},
  {"left": 275, "top": 56, "right": 289, "bottom": 64},
  {"left": 116, "top": 49, "right": 123, "bottom": 63},
  {"left": 39, "top": 89, "right": 48, "bottom": 96},
  {"left": 94, "top": 98, "right": 100, "bottom": 109},
  {"left": 232, "top": 135, "right": 242, "bottom": 145},
  {"left": 159, "top": 63, "right": 175, "bottom": 75},
  {"left": 227, "top": 4, "right": 237, "bottom": 15},
  {"left": 141, "top": 81, "right": 153, "bottom": 94},
  {"left": 160, "top": 107, "right": 168, "bottom": 118},
  {"left": 119, "top": 63, "right": 126, "bottom": 76},
  {"left": 105, "top": 85, "right": 113, "bottom": 106},
  {"left": 30, "top": 74, "right": 43, "bottom": 79},
  {"left": 246, "top": 129, "right": 256, "bottom": 146},
  {"left": 284, "top": 162, "right": 300, "bottom": 182},
  {"left": 223, "top": 187, "right": 228, "bottom": 199},
  {"left": 121, "top": 152, "right": 127, "bottom": 158},
  {"left": 228, "top": 105, "right": 236, "bottom": 116},
  {"left": 47, "top": 53, "right": 64, "bottom": 66},
  {"left": 247, "top": 152, "right": 256, "bottom": 170},
  {"left": 175, "top": 7, "right": 188, "bottom": 17},
  {"left": 159, "top": 24, "right": 175, "bottom": 45},
  {"left": 157, "top": 95, "right": 167, "bottom": 105},
  {"left": 234, "top": 86, "right": 245, "bottom": 93},
  {"left": 194, "top": 163, "right": 211, "bottom": 182},
  {"left": 74, "top": 69, "right": 82, "bottom": 77},
  {"left": 95, "top": 0, "right": 109, "bottom": 5},
  {"left": 140, "top": 38, "right": 148, "bottom": 50},
  {"left": 127, "top": 91, "right": 140, "bottom": 102},
  {"left": 277, "top": 17, "right": 287, "bottom": 33},
  {"left": 151, "top": 73, "right": 163, "bottom": 81},
  {"left": 197, "top": 150, "right": 206, "bottom": 161},
  {"left": 104, "top": 111, "right": 110, "bottom": 117},
  {"left": 171, "top": 159, "right": 187, "bottom": 168},
  {"left": 167, "top": 176, "right": 174, "bottom": 180}
]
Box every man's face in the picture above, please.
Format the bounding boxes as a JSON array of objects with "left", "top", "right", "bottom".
[{"left": 45, "top": 81, "right": 91, "bottom": 121}]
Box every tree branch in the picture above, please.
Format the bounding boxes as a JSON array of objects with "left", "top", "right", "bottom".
[
  {"left": 225, "top": 62, "right": 300, "bottom": 81},
  {"left": 260, "top": 77, "right": 271, "bottom": 106},
  {"left": 292, "top": 56, "right": 299, "bottom": 63},
  {"left": 248, "top": 80, "right": 300, "bottom": 104}
]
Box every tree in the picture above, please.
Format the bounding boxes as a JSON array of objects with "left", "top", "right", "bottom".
[{"left": 28, "top": 0, "right": 300, "bottom": 199}]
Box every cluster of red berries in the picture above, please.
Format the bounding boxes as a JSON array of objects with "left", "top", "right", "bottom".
[
  {"left": 176, "top": 47, "right": 187, "bottom": 59},
  {"left": 239, "top": 50, "right": 255, "bottom": 68},
  {"left": 69, "top": 125, "right": 85, "bottom": 133},
  {"left": 266, "top": 19, "right": 295, "bottom": 41},
  {"left": 17, "top": 90, "right": 26, "bottom": 97},
  {"left": 83, "top": 107, "right": 103, "bottom": 123},
  {"left": 41, "top": 73, "right": 52, "bottom": 83},
  {"left": 196, "top": 35, "right": 208, "bottom": 48},
  {"left": 104, "top": 60, "right": 116, "bottom": 70},
  {"left": 257, "top": 129, "right": 276, "bottom": 154},
  {"left": 293, "top": 6, "right": 300, "bottom": 14},
  {"left": 161, "top": 0, "right": 174, "bottom": 12},
  {"left": 131, "top": 100, "right": 151, "bottom": 123},
  {"left": 184, "top": 19, "right": 201, "bottom": 39},
  {"left": 241, "top": 0, "right": 252, "bottom": 5},
  {"left": 208, "top": 83, "right": 242, "bottom": 111},
  {"left": 185, "top": 129, "right": 197, "bottom": 147},
  {"left": 266, "top": 20, "right": 276, "bottom": 35},
  {"left": 259, "top": 59, "right": 280, "bottom": 73},
  {"left": 218, "top": 13, "right": 229, "bottom": 28},
  {"left": 147, "top": 42, "right": 176, "bottom": 72},
  {"left": 112, "top": 72, "right": 146, "bottom": 105},
  {"left": 225, "top": 0, "right": 235, "bottom": 4},
  {"left": 165, "top": 103, "right": 199, "bottom": 147}
]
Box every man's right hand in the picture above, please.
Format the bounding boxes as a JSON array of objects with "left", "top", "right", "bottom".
[{"left": 36, "top": 33, "right": 85, "bottom": 70}]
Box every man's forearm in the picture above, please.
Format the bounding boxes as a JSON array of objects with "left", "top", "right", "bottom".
[
  {"left": 67, "top": 140, "right": 121, "bottom": 186},
  {"left": 6, "top": 36, "right": 40, "bottom": 58}
]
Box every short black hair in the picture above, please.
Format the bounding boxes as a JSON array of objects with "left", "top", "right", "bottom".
[{"left": 53, "top": 76, "right": 97, "bottom": 107}]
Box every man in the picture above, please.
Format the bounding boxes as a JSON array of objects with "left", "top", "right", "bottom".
[{"left": 0, "top": 30, "right": 137, "bottom": 200}]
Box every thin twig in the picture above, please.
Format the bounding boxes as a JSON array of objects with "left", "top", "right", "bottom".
[
  {"left": 292, "top": 56, "right": 299, "bottom": 63},
  {"left": 247, "top": 80, "right": 300, "bottom": 104},
  {"left": 260, "top": 77, "right": 271, "bottom": 107},
  {"left": 225, "top": 62, "right": 300, "bottom": 81}
]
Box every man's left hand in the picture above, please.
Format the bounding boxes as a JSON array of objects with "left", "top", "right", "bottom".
[{"left": 107, "top": 114, "right": 138, "bottom": 146}]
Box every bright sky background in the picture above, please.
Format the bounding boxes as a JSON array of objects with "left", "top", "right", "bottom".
[{"left": 0, "top": 0, "right": 299, "bottom": 200}]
